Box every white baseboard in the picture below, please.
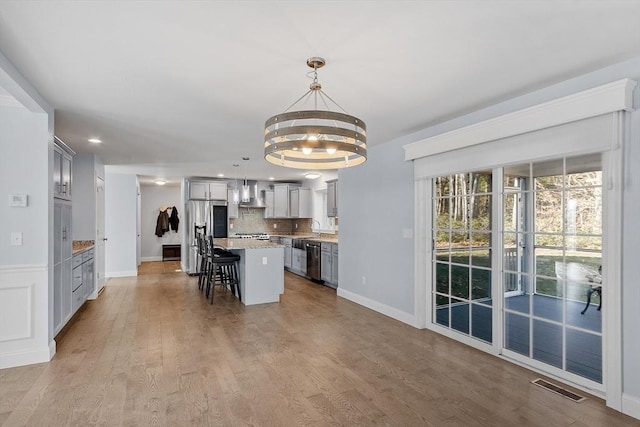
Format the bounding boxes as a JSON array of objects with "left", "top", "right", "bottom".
[
  {"left": 49, "top": 340, "right": 56, "bottom": 359},
  {"left": 106, "top": 270, "right": 138, "bottom": 278},
  {"left": 337, "top": 288, "right": 416, "bottom": 327},
  {"left": 0, "top": 345, "right": 52, "bottom": 369},
  {"left": 141, "top": 256, "right": 162, "bottom": 262},
  {"left": 622, "top": 394, "right": 640, "bottom": 420}
]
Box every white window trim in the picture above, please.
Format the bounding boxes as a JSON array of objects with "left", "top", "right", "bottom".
[{"left": 409, "top": 79, "right": 635, "bottom": 412}]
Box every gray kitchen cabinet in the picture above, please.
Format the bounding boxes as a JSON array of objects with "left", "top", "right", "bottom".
[
  {"left": 331, "top": 244, "right": 339, "bottom": 286},
  {"left": 71, "top": 248, "right": 95, "bottom": 315},
  {"left": 227, "top": 189, "right": 239, "bottom": 219},
  {"left": 292, "top": 247, "right": 302, "bottom": 272},
  {"left": 290, "top": 187, "right": 311, "bottom": 218},
  {"left": 54, "top": 137, "right": 74, "bottom": 200},
  {"left": 53, "top": 201, "right": 72, "bottom": 335},
  {"left": 83, "top": 249, "right": 95, "bottom": 298},
  {"left": 281, "top": 237, "right": 292, "bottom": 269},
  {"left": 320, "top": 242, "right": 338, "bottom": 287},
  {"left": 263, "top": 189, "right": 274, "bottom": 218},
  {"left": 326, "top": 179, "right": 338, "bottom": 217},
  {"left": 273, "top": 184, "right": 290, "bottom": 218},
  {"left": 320, "top": 242, "right": 332, "bottom": 283},
  {"left": 189, "top": 180, "right": 227, "bottom": 200}
]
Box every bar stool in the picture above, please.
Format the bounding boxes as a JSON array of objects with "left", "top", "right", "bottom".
[
  {"left": 205, "top": 236, "right": 242, "bottom": 304},
  {"left": 197, "top": 234, "right": 209, "bottom": 291}
]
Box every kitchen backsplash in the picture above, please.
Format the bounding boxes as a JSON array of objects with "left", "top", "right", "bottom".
[{"left": 229, "top": 210, "right": 320, "bottom": 235}]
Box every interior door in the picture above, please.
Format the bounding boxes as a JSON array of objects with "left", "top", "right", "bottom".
[{"left": 96, "top": 176, "right": 106, "bottom": 291}]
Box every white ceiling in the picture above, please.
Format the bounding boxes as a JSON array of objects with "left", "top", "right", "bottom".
[{"left": 1, "top": 1, "right": 639, "bottom": 184}]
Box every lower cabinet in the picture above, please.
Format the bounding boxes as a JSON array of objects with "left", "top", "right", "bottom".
[
  {"left": 282, "top": 238, "right": 292, "bottom": 269},
  {"left": 321, "top": 242, "right": 338, "bottom": 288},
  {"left": 69, "top": 248, "right": 95, "bottom": 320}
]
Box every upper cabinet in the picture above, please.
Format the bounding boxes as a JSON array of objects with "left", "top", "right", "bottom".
[
  {"left": 273, "top": 184, "right": 291, "bottom": 218},
  {"left": 54, "top": 137, "right": 74, "bottom": 200},
  {"left": 189, "top": 180, "right": 227, "bottom": 200},
  {"left": 326, "top": 179, "right": 338, "bottom": 217},
  {"left": 263, "top": 189, "right": 274, "bottom": 219},
  {"left": 272, "top": 184, "right": 311, "bottom": 218},
  {"left": 290, "top": 187, "right": 311, "bottom": 218}
]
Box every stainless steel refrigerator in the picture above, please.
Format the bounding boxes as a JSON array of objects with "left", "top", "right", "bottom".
[{"left": 186, "top": 200, "right": 228, "bottom": 274}]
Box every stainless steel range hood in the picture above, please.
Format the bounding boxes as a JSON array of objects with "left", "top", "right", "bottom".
[{"left": 238, "top": 180, "right": 265, "bottom": 208}]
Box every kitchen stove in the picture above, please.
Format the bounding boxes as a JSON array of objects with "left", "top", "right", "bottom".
[{"left": 231, "top": 232, "right": 271, "bottom": 240}]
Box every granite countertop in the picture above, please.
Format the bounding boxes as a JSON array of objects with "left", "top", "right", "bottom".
[
  {"left": 271, "top": 234, "right": 339, "bottom": 244},
  {"left": 72, "top": 240, "right": 95, "bottom": 255},
  {"left": 213, "top": 238, "right": 284, "bottom": 250}
]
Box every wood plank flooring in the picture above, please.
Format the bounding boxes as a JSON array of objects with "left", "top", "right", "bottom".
[{"left": 1, "top": 268, "right": 637, "bottom": 426}]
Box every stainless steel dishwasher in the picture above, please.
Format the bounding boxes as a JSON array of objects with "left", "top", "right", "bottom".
[{"left": 306, "top": 241, "right": 322, "bottom": 281}]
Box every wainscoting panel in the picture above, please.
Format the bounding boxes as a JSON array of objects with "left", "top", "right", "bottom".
[
  {"left": 0, "top": 283, "right": 32, "bottom": 342},
  {"left": 0, "top": 265, "right": 53, "bottom": 369}
]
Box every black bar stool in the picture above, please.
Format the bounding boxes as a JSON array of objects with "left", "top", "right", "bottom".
[{"left": 205, "top": 236, "right": 241, "bottom": 304}]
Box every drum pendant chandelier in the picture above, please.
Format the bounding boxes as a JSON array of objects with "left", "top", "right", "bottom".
[{"left": 264, "top": 57, "right": 367, "bottom": 169}]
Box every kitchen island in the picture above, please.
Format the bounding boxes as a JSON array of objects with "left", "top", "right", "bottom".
[{"left": 213, "top": 238, "right": 284, "bottom": 305}]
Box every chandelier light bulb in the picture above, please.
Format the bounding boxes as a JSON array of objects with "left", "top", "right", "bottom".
[
  {"left": 302, "top": 147, "right": 313, "bottom": 155},
  {"left": 326, "top": 147, "right": 337, "bottom": 155}
]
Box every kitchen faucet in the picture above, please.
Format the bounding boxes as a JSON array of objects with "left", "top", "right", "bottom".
[{"left": 312, "top": 219, "right": 321, "bottom": 238}]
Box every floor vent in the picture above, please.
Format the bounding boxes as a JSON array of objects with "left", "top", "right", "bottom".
[{"left": 531, "top": 378, "right": 586, "bottom": 402}]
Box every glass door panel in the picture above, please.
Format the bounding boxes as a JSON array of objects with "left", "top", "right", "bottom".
[
  {"left": 502, "top": 155, "right": 603, "bottom": 384},
  {"left": 432, "top": 172, "right": 492, "bottom": 344}
]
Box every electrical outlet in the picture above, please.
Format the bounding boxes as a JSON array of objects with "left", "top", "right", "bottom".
[
  {"left": 295, "top": 223, "right": 298, "bottom": 229},
  {"left": 229, "top": 223, "right": 234, "bottom": 229},
  {"left": 273, "top": 223, "right": 277, "bottom": 229},
  {"left": 262, "top": 257, "right": 268, "bottom": 265},
  {"left": 11, "top": 232, "right": 23, "bottom": 246}
]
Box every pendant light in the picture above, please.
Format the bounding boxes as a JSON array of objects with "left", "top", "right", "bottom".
[
  {"left": 232, "top": 164, "right": 240, "bottom": 204},
  {"left": 264, "top": 57, "right": 367, "bottom": 169},
  {"left": 241, "top": 157, "right": 250, "bottom": 202}
]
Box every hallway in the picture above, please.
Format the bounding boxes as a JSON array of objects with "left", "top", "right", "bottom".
[{"left": 0, "top": 270, "right": 636, "bottom": 426}]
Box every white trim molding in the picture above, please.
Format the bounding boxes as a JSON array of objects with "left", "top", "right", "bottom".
[
  {"left": 0, "top": 264, "right": 52, "bottom": 369},
  {"left": 404, "top": 79, "right": 637, "bottom": 161},
  {"left": 337, "top": 288, "right": 416, "bottom": 327},
  {"left": 622, "top": 394, "right": 640, "bottom": 420},
  {"left": 107, "top": 271, "right": 138, "bottom": 278}
]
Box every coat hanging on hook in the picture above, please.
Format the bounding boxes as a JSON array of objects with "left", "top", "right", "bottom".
[{"left": 169, "top": 206, "right": 179, "bottom": 232}]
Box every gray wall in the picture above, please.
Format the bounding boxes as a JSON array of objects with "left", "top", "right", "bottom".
[
  {"left": 0, "top": 105, "right": 49, "bottom": 266},
  {"left": 339, "top": 57, "right": 640, "bottom": 405},
  {"left": 140, "top": 184, "right": 182, "bottom": 261},
  {"left": 339, "top": 139, "right": 416, "bottom": 315}
]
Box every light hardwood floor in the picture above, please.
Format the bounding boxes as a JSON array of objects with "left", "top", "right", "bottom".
[{"left": 1, "top": 269, "right": 637, "bottom": 426}]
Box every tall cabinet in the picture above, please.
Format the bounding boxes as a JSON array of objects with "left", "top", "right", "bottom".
[{"left": 53, "top": 138, "right": 74, "bottom": 335}]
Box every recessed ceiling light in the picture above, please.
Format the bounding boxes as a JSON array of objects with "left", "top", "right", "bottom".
[
  {"left": 154, "top": 179, "right": 166, "bottom": 185},
  {"left": 88, "top": 138, "right": 102, "bottom": 144},
  {"left": 268, "top": 177, "right": 275, "bottom": 181},
  {"left": 217, "top": 173, "right": 225, "bottom": 177},
  {"left": 304, "top": 172, "right": 321, "bottom": 179}
]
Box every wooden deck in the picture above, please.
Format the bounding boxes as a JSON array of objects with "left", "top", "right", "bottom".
[{"left": 0, "top": 269, "right": 636, "bottom": 426}]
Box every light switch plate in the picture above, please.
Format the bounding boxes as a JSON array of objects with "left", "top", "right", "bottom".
[{"left": 9, "top": 194, "right": 28, "bottom": 207}]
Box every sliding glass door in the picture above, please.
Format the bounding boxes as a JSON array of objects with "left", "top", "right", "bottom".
[{"left": 431, "top": 153, "right": 603, "bottom": 385}]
